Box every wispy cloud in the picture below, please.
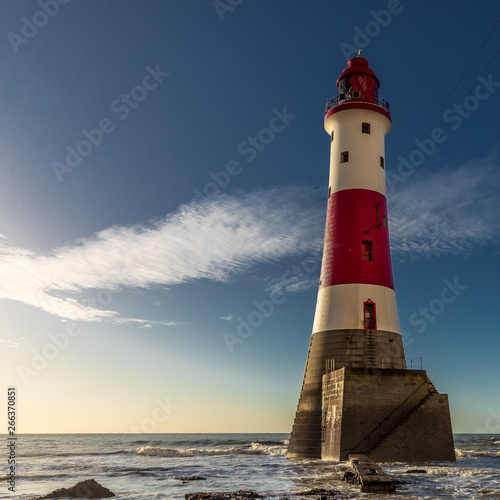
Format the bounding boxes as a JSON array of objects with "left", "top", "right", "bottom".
[
  {"left": 0, "top": 158, "right": 497, "bottom": 324},
  {"left": 0, "top": 338, "right": 19, "bottom": 348},
  {"left": 272, "top": 278, "right": 318, "bottom": 295},
  {"left": 0, "top": 333, "right": 30, "bottom": 349},
  {"left": 388, "top": 154, "right": 500, "bottom": 261},
  {"left": 265, "top": 273, "right": 320, "bottom": 297},
  {"left": 0, "top": 187, "right": 323, "bottom": 323},
  {"left": 112, "top": 317, "right": 186, "bottom": 328},
  {"left": 219, "top": 316, "right": 233, "bottom": 322}
]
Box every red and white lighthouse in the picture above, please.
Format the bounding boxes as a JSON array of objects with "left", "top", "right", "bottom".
[
  {"left": 287, "top": 57, "right": 455, "bottom": 462},
  {"left": 314, "top": 56, "right": 405, "bottom": 367}
]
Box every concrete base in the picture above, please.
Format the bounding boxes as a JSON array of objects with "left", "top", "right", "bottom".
[
  {"left": 286, "top": 329, "right": 406, "bottom": 459},
  {"left": 321, "top": 367, "right": 455, "bottom": 462}
]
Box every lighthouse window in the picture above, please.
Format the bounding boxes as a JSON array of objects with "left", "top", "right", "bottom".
[
  {"left": 380, "top": 156, "right": 385, "bottom": 168},
  {"left": 361, "top": 240, "right": 373, "bottom": 261},
  {"left": 328, "top": 186, "right": 332, "bottom": 198},
  {"left": 331, "top": 131, "right": 334, "bottom": 142},
  {"left": 362, "top": 123, "right": 370, "bottom": 134},
  {"left": 340, "top": 151, "right": 349, "bottom": 163}
]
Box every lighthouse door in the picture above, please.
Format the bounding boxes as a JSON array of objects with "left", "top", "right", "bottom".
[{"left": 364, "top": 301, "right": 376, "bottom": 330}]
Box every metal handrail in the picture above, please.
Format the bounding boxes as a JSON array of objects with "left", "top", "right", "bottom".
[
  {"left": 325, "top": 95, "right": 390, "bottom": 114},
  {"left": 407, "top": 357, "right": 423, "bottom": 370}
]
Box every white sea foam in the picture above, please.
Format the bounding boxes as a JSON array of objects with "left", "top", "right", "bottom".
[
  {"left": 250, "top": 442, "right": 286, "bottom": 456},
  {"left": 136, "top": 442, "right": 287, "bottom": 457},
  {"left": 456, "top": 448, "right": 500, "bottom": 459},
  {"left": 137, "top": 446, "right": 239, "bottom": 456}
]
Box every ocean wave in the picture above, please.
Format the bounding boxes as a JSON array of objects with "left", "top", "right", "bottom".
[
  {"left": 163, "top": 438, "right": 264, "bottom": 447},
  {"left": 250, "top": 442, "right": 286, "bottom": 456},
  {"left": 0, "top": 472, "right": 71, "bottom": 481},
  {"left": 137, "top": 446, "right": 252, "bottom": 457},
  {"left": 137, "top": 442, "right": 286, "bottom": 457},
  {"left": 252, "top": 439, "right": 287, "bottom": 446},
  {"left": 478, "top": 488, "right": 500, "bottom": 496},
  {"left": 456, "top": 449, "right": 500, "bottom": 459},
  {"left": 19, "top": 449, "right": 133, "bottom": 458}
]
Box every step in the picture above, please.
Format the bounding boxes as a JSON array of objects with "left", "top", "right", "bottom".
[
  {"left": 370, "top": 393, "right": 432, "bottom": 452},
  {"left": 349, "top": 454, "right": 396, "bottom": 493}
]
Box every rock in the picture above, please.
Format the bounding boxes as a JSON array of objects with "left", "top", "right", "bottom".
[
  {"left": 175, "top": 476, "right": 207, "bottom": 481},
  {"left": 405, "top": 469, "right": 427, "bottom": 474},
  {"left": 393, "top": 479, "right": 408, "bottom": 485},
  {"left": 185, "top": 491, "right": 263, "bottom": 500},
  {"left": 38, "top": 479, "right": 115, "bottom": 499},
  {"left": 293, "top": 489, "right": 340, "bottom": 497},
  {"left": 340, "top": 471, "right": 357, "bottom": 483}
]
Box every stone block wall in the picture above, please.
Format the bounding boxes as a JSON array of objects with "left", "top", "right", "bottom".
[{"left": 321, "top": 367, "right": 455, "bottom": 462}]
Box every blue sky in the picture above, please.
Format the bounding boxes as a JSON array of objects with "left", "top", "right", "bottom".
[{"left": 0, "top": 0, "right": 499, "bottom": 433}]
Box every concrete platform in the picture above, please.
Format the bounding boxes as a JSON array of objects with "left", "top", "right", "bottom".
[
  {"left": 321, "top": 367, "right": 455, "bottom": 462},
  {"left": 349, "top": 454, "right": 396, "bottom": 493}
]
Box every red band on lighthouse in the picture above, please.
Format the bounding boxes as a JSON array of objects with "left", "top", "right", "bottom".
[{"left": 320, "top": 189, "right": 394, "bottom": 289}]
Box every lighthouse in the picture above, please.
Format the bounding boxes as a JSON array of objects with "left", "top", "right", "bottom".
[{"left": 287, "top": 57, "right": 455, "bottom": 462}]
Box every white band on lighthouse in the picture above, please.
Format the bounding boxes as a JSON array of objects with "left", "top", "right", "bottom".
[
  {"left": 325, "top": 108, "right": 391, "bottom": 196},
  {"left": 312, "top": 283, "right": 400, "bottom": 333}
]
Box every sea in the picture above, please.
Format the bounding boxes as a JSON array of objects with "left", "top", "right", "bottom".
[{"left": 2, "top": 433, "right": 499, "bottom": 499}]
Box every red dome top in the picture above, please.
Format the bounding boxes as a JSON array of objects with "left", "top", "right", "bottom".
[
  {"left": 336, "top": 57, "right": 380, "bottom": 89},
  {"left": 325, "top": 56, "right": 390, "bottom": 122}
]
